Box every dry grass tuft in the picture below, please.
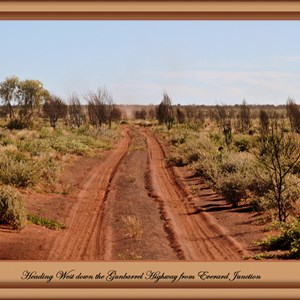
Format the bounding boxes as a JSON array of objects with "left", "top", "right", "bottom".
[{"left": 121, "top": 215, "right": 142, "bottom": 239}]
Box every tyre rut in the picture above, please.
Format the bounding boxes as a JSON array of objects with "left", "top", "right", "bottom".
[
  {"left": 141, "top": 128, "right": 249, "bottom": 261},
  {"left": 47, "top": 127, "right": 131, "bottom": 260}
]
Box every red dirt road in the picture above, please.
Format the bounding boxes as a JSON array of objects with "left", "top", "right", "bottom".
[
  {"left": 47, "top": 128, "right": 131, "bottom": 260},
  {"left": 141, "top": 128, "right": 248, "bottom": 260},
  {"left": 0, "top": 126, "right": 261, "bottom": 261}
]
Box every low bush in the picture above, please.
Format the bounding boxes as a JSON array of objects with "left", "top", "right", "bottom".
[
  {"left": 218, "top": 152, "right": 248, "bottom": 175},
  {"left": 177, "top": 132, "right": 221, "bottom": 183},
  {"left": 166, "top": 154, "right": 186, "bottom": 167},
  {"left": 292, "top": 161, "right": 300, "bottom": 174},
  {"left": 0, "top": 124, "right": 119, "bottom": 190},
  {"left": 192, "top": 153, "right": 220, "bottom": 185},
  {"left": 49, "top": 136, "right": 90, "bottom": 155},
  {"left": 170, "top": 134, "right": 187, "bottom": 145},
  {"left": 17, "top": 139, "right": 51, "bottom": 157},
  {"left": 247, "top": 172, "right": 273, "bottom": 197},
  {"left": 27, "top": 213, "right": 66, "bottom": 230},
  {"left": 7, "top": 119, "right": 27, "bottom": 130},
  {"left": 216, "top": 172, "right": 248, "bottom": 207},
  {"left": 234, "top": 135, "right": 252, "bottom": 152},
  {"left": 0, "top": 186, "right": 27, "bottom": 230},
  {"left": 254, "top": 175, "right": 300, "bottom": 219},
  {"left": 0, "top": 155, "right": 38, "bottom": 187},
  {"left": 246, "top": 198, "right": 266, "bottom": 212},
  {"left": 37, "top": 156, "right": 61, "bottom": 188},
  {"left": 193, "top": 145, "right": 268, "bottom": 208},
  {"left": 257, "top": 221, "right": 300, "bottom": 258}
]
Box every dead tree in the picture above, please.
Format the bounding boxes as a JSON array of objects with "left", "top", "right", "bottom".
[
  {"left": 43, "top": 95, "right": 67, "bottom": 129},
  {"left": 69, "top": 94, "right": 84, "bottom": 128}
]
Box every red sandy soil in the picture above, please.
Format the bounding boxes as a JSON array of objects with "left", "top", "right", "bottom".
[{"left": 0, "top": 126, "right": 272, "bottom": 261}]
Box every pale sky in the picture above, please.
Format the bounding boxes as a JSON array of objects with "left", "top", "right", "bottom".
[{"left": 1, "top": 21, "right": 300, "bottom": 105}]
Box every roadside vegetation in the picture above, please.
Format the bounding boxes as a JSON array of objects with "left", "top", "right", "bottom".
[
  {"left": 141, "top": 93, "right": 300, "bottom": 259},
  {"left": 1, "top": 74, "right": 300, "bottom": 259},
  {"left": 0, "top": 76, "right": 123, "bottom": 231},
  {"left": 27, "top": 213, "right": 67, "bottom": 230}
]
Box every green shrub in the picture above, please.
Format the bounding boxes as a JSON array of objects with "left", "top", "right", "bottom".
[
  {"left": 0, "top": 125, "right": 117, "bottom": 189},
  {"left": 170, "top": 134, "right": 187, "bottom": 145},
  {"left": 49, "top": 136, "right": 90, "bottom": 155},
  {"left": 234, "top": 136, "right": 252, "bottom": 152},
  {"left": 220, "top": 160, "right": 238, "bottom": 174},
  {"left": 217, "top": 173, "right": 248, "bottom": 207},
  {"left": 292, "top": 161, "right": 300, "bottom": 174},
  {"left": 166, "top": 154, "right": 186, "bottom": 167},
  {"left": 257, "top": 221, "right": 300, "bottom": 258},
  {"left": 76, "top": 124, "right": 94, "bottom": 135},
  {"left": 247, "top": 172, "right": 273, "bottom": 197},
  {"left": 192, "top": 153, "right": 220, "bottom": 185},
  {"left": 232, "top": 162, "right": 273, "bottom": 211},
  {"left": 27, "top": 213, "right": 66, "bottom": 230},
  {"left": 0, "top": 156, "right": 38, "bottom": 187},
  {"left": 37, "top": 157, "right": 61, "bottom": 187},
  {"left": 0, "top": 186, "right": 27, "bottom": 230},
  {"left": 174, "top": 135, "right": 198, "bottom": 162},
  {"left": 254, "top": 175, "right": 300, "bottom": 218},
  {"left": 48, "top": 132, "right": 110, "bottom": 156},
  {"left": 186, "top": 152, "right": 199, "bottom": 163},
  {"left": 186, "top": 137, "right": 221, "bottom": 185},
  {"left": 291, "top": 239, "right": 300, "bottom": 257},
  {"left": 7, "top": 119, "right": 28, "bottom": 130},
  {"left": 219, "top": 152, "right": 254, "bottom": 175},
  {"left": 76, "top": 134, "right": 110, "bottom": 150},
  {"left": 17, "top": 139, "right": 51, "bottom": 156},
  {"left": 246, "top": 198, "right": 265, "bottom": 212}
]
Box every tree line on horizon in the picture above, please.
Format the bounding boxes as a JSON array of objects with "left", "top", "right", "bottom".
[
  {"left": 1, "top": 75, "right": 300, "bottom": 135},
  {"left": 0, "top": 76, "right": 123, "bottom": 130}
]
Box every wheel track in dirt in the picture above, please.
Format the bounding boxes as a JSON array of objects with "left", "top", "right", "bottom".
[
  {"left": 141, "top": 128, "right": 249, "bottom": 261},
  {"left": 47, "top": 125, "right": 248, "bottom": 261},
  {"left": 47, "top": 127, "right": 131, "bottom": 260}
]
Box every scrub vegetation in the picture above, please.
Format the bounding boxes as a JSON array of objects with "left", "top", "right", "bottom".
[
  {"left": 0, "top": 76, "right": 123, "bottom": 231},
  {"left": 140, "top": 93, "right": 300, "bottom": 259},
  {"left": 1, "top": 74, "right": 300, "bottom": 260}
]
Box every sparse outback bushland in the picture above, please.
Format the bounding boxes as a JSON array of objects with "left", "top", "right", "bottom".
[{"left": 152, "top": 98, "right": 300, "bottom": 259}]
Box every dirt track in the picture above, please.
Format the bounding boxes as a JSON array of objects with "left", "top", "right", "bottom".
[
  {"left": 47, "top": 128, "right": 131, "bottom": 260},
  {"left": 48, "top": 126, "right": 248, "bottom": 261},
  {"left": 0, "top": 126, "right": 253, "bottom": 261},
  {"left": 141, "top": 128, "right": 248, "bottom": 260}
]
